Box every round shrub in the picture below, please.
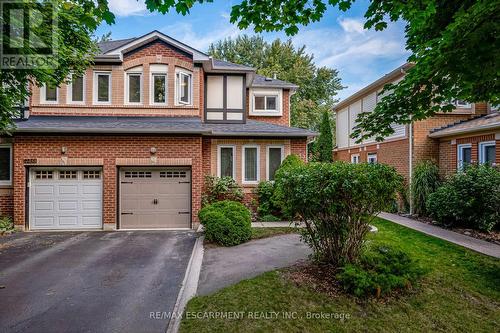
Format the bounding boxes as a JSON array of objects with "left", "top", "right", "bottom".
[
  {"left": 337, "top": 244, "right": 425, "bottom": 297},
  {"left": 198, "top": 200, "right": 252, "bottom": 246},
  {"left": 427, "top": 164, "right": 500, "bottom": 231}
]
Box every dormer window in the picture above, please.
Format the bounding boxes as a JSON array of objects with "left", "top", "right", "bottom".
[
  {"left": 94, "top": 72, "right": 111, "bottom": 104},
  {"left": 41, "top": 84, "right": 58, "bottom": 103},
  {"left": 175, "top": 68, "right": 192, "bottom": 105},
  {"left": 250, "top": 88, "right": 282, "bottom": 116},
  {"left": 126, "top": 71, "right": 142, "bottom": 104}
]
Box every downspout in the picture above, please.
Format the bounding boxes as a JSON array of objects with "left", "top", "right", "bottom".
[{"left": 408, "top": 120, "right": 413, "bottom": 215}]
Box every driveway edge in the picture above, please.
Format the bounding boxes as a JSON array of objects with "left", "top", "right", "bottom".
[{"left": 166, "top": 234, "right": 205, "bottom": 333}]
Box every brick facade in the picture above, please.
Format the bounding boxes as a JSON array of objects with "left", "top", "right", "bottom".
[{"left": 0, "top": 189, "right": 13, "bottom": 218}]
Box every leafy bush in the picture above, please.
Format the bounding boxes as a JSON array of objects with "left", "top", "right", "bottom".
[
  {"left": 260, "top": 214, "right": 281, "bottom": 222},
  {"left": 411, "top": 160, "right": 440, "bottom": 216},
  {"left": 427, "top": 164, "right": 500, "bottom": 231},
  {"left": 0, "top": 216, "right": 13, "bottom": 231},
  {"left": 337, "top": 245, "right": 425, "bottom": 297},
  {"left": 255, "top": 181, "right": 282, "bottom": 218},
  {"left": 202, "top": 175, "right": 244, "bottom": 206},
  {"left": 198, "top": 200, "right": 252, "bottom": 246},
  {"left": 275, "top": 161, "right": 403, "bottom": 266},
  {"left": 272, "top": 154, "right": 305, "bottom": 219}
]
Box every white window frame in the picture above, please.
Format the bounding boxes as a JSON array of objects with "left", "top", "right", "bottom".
[
  {"left": 249, "top": 88, "right": 283, "bottom": 116},
  {"left": 367, "top": 153, "right": 377, "bottom": 164},
  {"left": 266, "top": 145, "right": 285, "bottom": 181},
  {"left": 479, "top": 141, "right": 496, "bottom": 165},
  {"left": 242, "top": 145, "right": 260, "bottom": 184},
  {"left": 125, "top": 71, "right": 143, "bottom": 105},
  {"left": 457, "top": 143, "right": 472, "bottom": 170},
  {"left": 175, "top": 68, "right": 193, "bottom": 106},
  {"left": 40, "top": 84, "right": 58, "bottom": 104},
  {"left": 454, "top": 100, "right": 471, "bottom": 108},
  {"left": 93, "top": 72, "right": 112, "bottom": 105},
  {"left": 67, "top": 73, "right": 86, "bottom": 105},
  {"left": 217, "top": 145, "right": 236, "bottom": 180},
  {"left": 0, "top": 144, "right": 12, "bottom": 186},
  {"left": 150, "top": 72, "right": 168, "bottom": 106},
  {"left": 351, "top": 154, "right": 360, "bottom": 164}
]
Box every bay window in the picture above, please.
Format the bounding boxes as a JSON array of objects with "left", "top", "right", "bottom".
[
  {"left": 126, "top": 72, "right": 142, "bottom": 104},
  {"left": 151, "top": 73, "right": 167, "bottom": 105}
]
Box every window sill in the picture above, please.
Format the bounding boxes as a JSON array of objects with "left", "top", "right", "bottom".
[{"left": 249, "top": 111, "right": 282, "bottom": 117}]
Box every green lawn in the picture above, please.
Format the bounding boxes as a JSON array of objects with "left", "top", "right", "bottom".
[{"left": 180, "top": 218, "right": 500, "bottom": 332}]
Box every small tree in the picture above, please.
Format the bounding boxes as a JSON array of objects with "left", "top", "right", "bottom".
[
  {"left": 314, "top": 110, "right": 334, "bottom": 162},
  {"left": 276, "top": 162, "right": 402, "bottom": 266}
]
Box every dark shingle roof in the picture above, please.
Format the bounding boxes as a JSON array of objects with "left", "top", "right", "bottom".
[
  {"left": 212, "top": 59, "right": 254, "bottom": 71},
  {"left": 429, "top": 112, "right": 500, "bottom": 138},
  {"left": 252, "top": 74, "right": 298, "bottom": 89},
  {"left": 14, "top": 116, "right": 316, "bottom": 137},
  {"left": 97, "top": 38, "right": 137, "bottom": 54}
]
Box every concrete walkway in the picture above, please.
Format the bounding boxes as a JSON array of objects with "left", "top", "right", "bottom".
[
  {"left": 251, "top": 221, "right": 303, "bottom": 227},
  {"left": 379, "top": 212, "right": 500, "bottom": 258},
  {"left": 197, "top": 234, "right": 311, "bottom": 296}
]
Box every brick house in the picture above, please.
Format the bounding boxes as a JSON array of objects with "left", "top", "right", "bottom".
[
  {"left": 333, "top": 62, "right": 498, "bottom": 191},
  {"left": 0, "top": 31, "right": 315, "bottom": 231}
]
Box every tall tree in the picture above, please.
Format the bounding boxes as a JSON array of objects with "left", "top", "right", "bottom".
[
  {"left": 313, "top": 110, "right": 334, "bottom": 162},
  {"left": 208, "top": 35, "right": 343, "bottom": 130}
]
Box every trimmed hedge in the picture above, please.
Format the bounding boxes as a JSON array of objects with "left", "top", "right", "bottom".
[{"left": 198, "top": 200, "right": 252, "bottom": 246}]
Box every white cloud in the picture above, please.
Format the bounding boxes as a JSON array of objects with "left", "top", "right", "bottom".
[
  {"left": 108, "top": 0, "right": 147, "bottom": 17},
  {"left": 338, "top": 18, "right": 365, "bottom": 34},
  {"left": 160, "top": 21, "right": 248, "bottom": 52}
]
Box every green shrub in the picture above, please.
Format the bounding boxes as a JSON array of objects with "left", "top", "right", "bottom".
[
  {"left": 275, "top": 161, "right": 403, "bottom": 266},
  {"left": 198, "top": 200, "right": 252, "bottom": 246},
  {"left": 255, "top": 181, "right": 283, "bottom": 218},
  {"left": 0, "top": 216, "right": 13, "bottom": 231},
  {"left": 273, "top": 154, "right": 305, "bottom": 219},
  {"left": 202, "top": 175, "right": 244, "bottom": 206},
  {"left": 337, "top": 245, "right": 425, "bottom": 297},
  {"left": 411, "top": 160, "right": 440, "bottom": 216},
  {"left": 260, "top": 214, "right": 281, "bottom": 222},
  {"left": 427, "top": 164, "right": 500, "bottom": 231}
]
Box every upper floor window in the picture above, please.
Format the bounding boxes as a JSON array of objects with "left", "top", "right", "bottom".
[
  {"left": 68, "top": 73, "right": 85, "bottom": 104},
  {"left": 367, "top": 153, "right": 377, "bottom": 164},
  {"left": 126, "top": 69, "right": 142, "bottom": 104},
  {"left": 267, "top": 146, "right": 284, "bottom": 181},
  {"left": 457, "top": 143, "right": 472, "bottom": 170},
  {"left": 447, "top": 99, "right": 471, "bottom": 108},
  {"left": 175, "top": 68, "right": 192, "bottom": 105},
  {"left": 479, "top": 141, "right": 496, "bottom": 165},
  {"left": 0, "top": 144, "right": 12, "bottom": 186},
  {"left": 94, "top": 72, "right": 111, "bottom": 104},
  {"left": 250, "top": 89, "right": 282, "bottom": 116},
  {"left": 351, "top": 154, "right": 360, "bottom": 164},
  {"left": 217, "top": 145, "right": 235, "bottom": 179},
  {"left": 41, "top": 84, "right": 58, "bottom": 103},
  {"left": 242, "top": 145, "right": 260, "bottom": 184}
]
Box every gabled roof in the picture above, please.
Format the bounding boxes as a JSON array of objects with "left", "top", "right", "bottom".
[
  {"left": 211, "top": 59, "right": 254, "bottom": 71},
  {"left": 334, "top": 62, "right": 414, "bottom": 111},
  {"left": 97, "top": 30, "right": 210, "bottom": 62},
  {"left": 14, "top": 116, "right": 317, "bottom": 137},
  {"left": 97, "top": 38, "right": 137, "bottom": 54},
  {"left": 428, "top": 112, "right": 500, "bottom": 138}
]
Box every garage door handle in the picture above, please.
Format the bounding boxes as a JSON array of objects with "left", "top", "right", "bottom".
[
  {"left": 121, "top": 181, "right": 133, "bottom": 184},
  {"left": 121, "top": 212, "right": 133, "bottom": 215},
  {"left": 178, "top": 211, "right": 190, "bottom": 215},
  {"left": 178, "top": 181, "right": 190, "bottom": 184}
]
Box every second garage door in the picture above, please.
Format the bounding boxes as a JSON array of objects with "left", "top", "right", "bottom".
[{"left": 119, "top": 168, "right": 191, "bottom": 229}]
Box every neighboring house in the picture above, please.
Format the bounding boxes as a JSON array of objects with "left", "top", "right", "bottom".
[
  {"left": 0, "top": 30, "right": 315, "bottom": 231},
  {"left": 334, "top": 63, "right": 498, "bottom": 180}
]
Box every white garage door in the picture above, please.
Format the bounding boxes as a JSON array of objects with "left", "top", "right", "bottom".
[{"left": 29, "top": 169, "right": 103, "bottom": 230}]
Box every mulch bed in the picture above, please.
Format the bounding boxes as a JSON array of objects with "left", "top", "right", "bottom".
[
  {"left": 282, "top": 261, "right": 342, "bottom": 298},
  {"left": 399, "top": 214, "right": 500, "bottom": 245}
]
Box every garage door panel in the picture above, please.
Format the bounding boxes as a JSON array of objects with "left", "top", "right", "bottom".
[
  {"left": 30, "top": 169, "right": 103, "bottom": 230},
  {"left": 120, "top": 169, "right": 191, "bottom": 229}
]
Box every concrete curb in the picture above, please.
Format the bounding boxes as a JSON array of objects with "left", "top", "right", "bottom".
[{"left": 165, "top": 234, "right": 205, "bottom": 333}]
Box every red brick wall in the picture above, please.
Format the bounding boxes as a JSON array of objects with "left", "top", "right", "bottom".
[
  {"left": 334, "top": 138, "right": 410, "bottom": 179},
  {"left": 13, "top": 136, "right": 203, "bottom": 228},
  {"left": 123, "top": 40, "right": 192, "bottom": 63},
  {"left": 0, "top": 189, "right": 13, "bottom": 218},
  {"left": 291, "top": 138, "right": 307, "bottom": 162},
  {"left": 438, "top": 133, "right": 499, "bottom": 177}
]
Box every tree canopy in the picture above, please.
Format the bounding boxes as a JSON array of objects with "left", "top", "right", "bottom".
[{"left": 209, "top": 35, "right": 343, "bottom": 129}]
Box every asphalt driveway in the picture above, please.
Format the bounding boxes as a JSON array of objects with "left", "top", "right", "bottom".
[{"left": 0, "top": 231, "right": 197, "bottom": 333}]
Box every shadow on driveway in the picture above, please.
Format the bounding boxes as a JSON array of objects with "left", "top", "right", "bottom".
[{"left": 0, "top": 231, "right": 196, "bottom": 333}]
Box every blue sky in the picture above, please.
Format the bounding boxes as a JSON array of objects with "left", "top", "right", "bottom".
[{"left": 95, "top": 0, "right": 409, "bottom": 101}]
